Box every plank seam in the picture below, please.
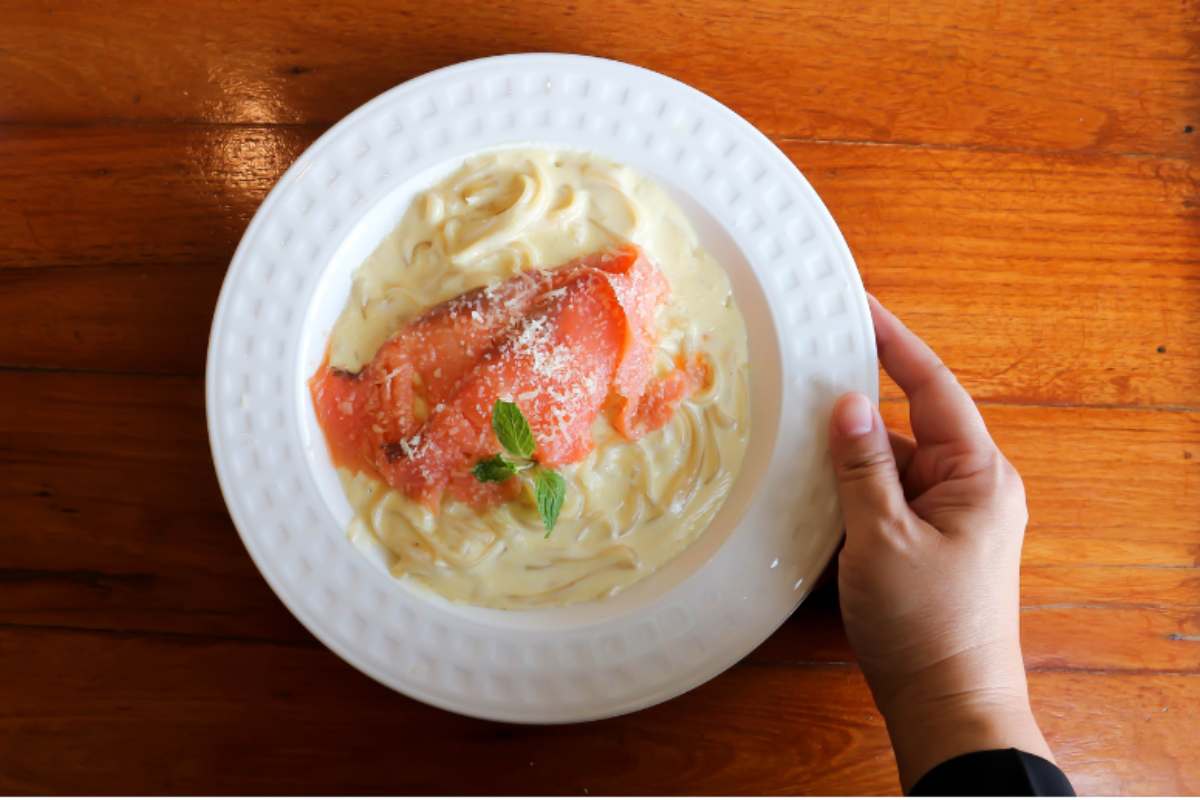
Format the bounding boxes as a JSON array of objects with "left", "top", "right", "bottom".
[{"left": 0, "top": 119, "right": 1192, "bottom": 163}]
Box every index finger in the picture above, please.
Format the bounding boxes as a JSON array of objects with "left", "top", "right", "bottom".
[{"left": 869, "top": 295, "right": 993, "bottom": 450}]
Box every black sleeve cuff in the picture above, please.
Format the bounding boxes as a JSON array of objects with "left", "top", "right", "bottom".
[{"left": 911, "top": 748, "right": 1075, "bottom": 796}]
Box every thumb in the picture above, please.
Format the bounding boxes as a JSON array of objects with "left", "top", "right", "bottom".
[{"left": 828, "top": 392, "right": 908, "bottom": 534}]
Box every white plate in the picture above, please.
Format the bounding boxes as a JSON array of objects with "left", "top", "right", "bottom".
[{"left": 206, "top": 53, "right": 876, "bottom": 723}]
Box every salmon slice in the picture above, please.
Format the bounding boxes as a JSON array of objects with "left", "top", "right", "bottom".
[{"left": 310, "top": 245, "right": 709, "bottom": 509}]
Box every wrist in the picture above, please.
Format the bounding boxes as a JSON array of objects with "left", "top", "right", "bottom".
[
  {"left": 886, "top": 692, "right": 1051, "bottom": 792},
  {"left": 870, "top": 642, "right": 1053, "bottom": 791},
  {"left": 872, "top": 638, "right": 1025, "bottom": 715}
]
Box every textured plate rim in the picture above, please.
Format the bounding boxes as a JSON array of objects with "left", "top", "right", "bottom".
[{"left": 206, "top": 52, "right": 876, "bottom": 723}]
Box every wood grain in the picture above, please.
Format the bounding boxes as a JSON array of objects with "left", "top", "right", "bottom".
[
  {"left": 757, "top": 572, "right": 1200, "bottom": 673},
  {"left": 2, "top": 127, "right": 1198, "bottom": 410},
  {"left": 1, "top": 1, "right": 1197, "bottom": 159},
  {"left": 1030, "top": 671, "right": 1199, "bottom": 795},
  {"left": 0, "top": 370, "right": 301, "bottom": 644},
  {"left": 0, "top": 625, "right": 1195, "bottom": 794},
  {"left": 0, "top": 630, "right": 895, "bottom": 795},
  {"left": 814, "top": 144, "right": 1200, "bottom": 409},
  {"left": 3, "top": 0, "right": 1198, "bottom": 793},
  {"left": 881, "top": 401, "right": 1200, "bottom": 568},
  {"left": 0, "top": 125, "right": 310, "bottom": 272}
]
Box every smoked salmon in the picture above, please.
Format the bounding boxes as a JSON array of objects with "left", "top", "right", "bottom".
[{"left": 310, "top": 245, "right": 709, "bottom": 509}]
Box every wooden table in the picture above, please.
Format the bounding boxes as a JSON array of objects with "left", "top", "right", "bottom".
[{"left": 2, "top": 1, "right": 1196, "bottom": 794}]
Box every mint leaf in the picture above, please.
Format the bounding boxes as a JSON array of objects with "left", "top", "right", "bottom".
[
  {"left": 492, "top": 399, "right": 536, "bottom": 459},
  {"left": 534, "top": 469, "right": 566, "bottom": 537},
  {"left": 473, "top": 399, "right": 569, "bottom": 533},
  {"left": 472, "top": 454, "right": 517, "bottom": 483}
]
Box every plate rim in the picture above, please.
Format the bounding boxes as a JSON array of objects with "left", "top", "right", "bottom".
[{"left": 206, "top": 52, "right": 876, "bottom": 723}]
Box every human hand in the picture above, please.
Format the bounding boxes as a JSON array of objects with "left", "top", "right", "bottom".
[{"left": 829, "top": 296, "right": 1053, "bottom": 790}]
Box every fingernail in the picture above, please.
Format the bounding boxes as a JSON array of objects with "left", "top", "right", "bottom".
[{"left": 836, "top": 393, "right": 874, "bottom": 437}]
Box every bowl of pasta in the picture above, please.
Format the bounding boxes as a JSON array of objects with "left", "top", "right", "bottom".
[{"left": 207, "top": 53, "right": 876, "bottom": 721}]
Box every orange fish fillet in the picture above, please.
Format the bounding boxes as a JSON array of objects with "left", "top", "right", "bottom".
[{"left": 310, "top": 245, "right": 708, "bottom": 509}]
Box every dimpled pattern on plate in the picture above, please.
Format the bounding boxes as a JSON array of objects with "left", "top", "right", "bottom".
[{"left": 206, "top": 54, "right": 876, "bottom": 722}]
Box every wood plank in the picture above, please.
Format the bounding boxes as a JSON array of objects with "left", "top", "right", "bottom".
[
  {"left": 0, "top": 265, "right": 221, "bottom": 377},
  {"left": 2, "top": 370, "right": 1197, "bottom": 673},
  {"left": 2, "top": 128, "right": 1196, "bottom": 407},
  {"left": 1021, "top": 564, "right": 1200, "bottom": 608},
  {"left": 804, "top": 143, "right": 1200, "bottom": 409},
  {"left": 1029, "top": 671, "right": 1200, "bottom": 795},
  {"left": 0, "top": 629, "right": 898, "bottom": 795},
  {"left": 757, "top": 571, "right": 1200, "bottom": 673},
  {"left": 1, "top": 1, "right": 1196, "bottom": 158},
  {"left": 881, "top": 401, "right": 1200, "bottom": 568},
  {"left": 0, "top": 625, "right": 1194, "bottom": 794},
  {"left": 0, "top": 370, "right": 309, "bottom": 643},
  {"left": 1023, "top": 607, "right": 1199, "bottom": 672},
  {"left": 0, "top": 124, "right": 312, "bottom": 271}
]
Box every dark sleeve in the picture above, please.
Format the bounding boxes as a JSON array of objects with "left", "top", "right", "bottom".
[{"left": 911, "top": 748, "right": 1075, "bottom": 796}]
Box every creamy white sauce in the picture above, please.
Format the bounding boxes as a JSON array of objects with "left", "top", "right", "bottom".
[{"left": 326, "top": 148, "right": 750, "bottom": 608}]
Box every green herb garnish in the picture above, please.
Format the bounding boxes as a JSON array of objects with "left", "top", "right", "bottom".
[
  {"left": 533, "top": 469, "right": 566, "bottom": 537},
  {"left": 491, "top": 399, "right": 536, "bottom": 460},
  {"left": 471, "top": 454, "right": 518, "bottom": 483},
  {"left": 473, "top": 399, "right": 566, "bottom": 536}
]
